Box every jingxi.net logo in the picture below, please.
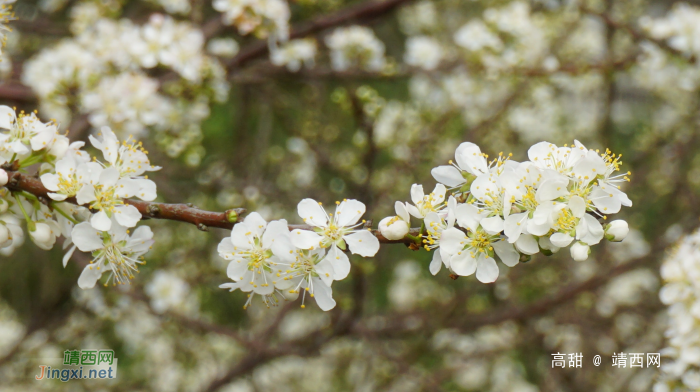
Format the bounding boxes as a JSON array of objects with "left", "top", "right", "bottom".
[{"left": 35, "top": 349, "right": 118, "bottom": 382}]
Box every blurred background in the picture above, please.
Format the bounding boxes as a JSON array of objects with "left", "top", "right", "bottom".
[{"left": 1, "top": 0, "right": 700, "bottom": 390}]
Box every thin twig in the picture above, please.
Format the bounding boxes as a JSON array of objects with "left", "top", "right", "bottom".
[{"left": 2, "top": 168, "right": 425, "bottom": 244}]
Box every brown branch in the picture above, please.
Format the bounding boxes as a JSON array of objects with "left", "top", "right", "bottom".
[
  {"left": 582, "top": 6, "right": 697, "bottom": 64},
  {"left": 226, "top": 0, "right": 414, "bottom": 71},
  {"left": 0, "top": 83, "right": 37, "bottom": 103},
  {"left": 3, "top": 168, "right": 422, "bottom": 243},
  {"left": 4, "top": 168, "right": 245, "bottom": 230}
]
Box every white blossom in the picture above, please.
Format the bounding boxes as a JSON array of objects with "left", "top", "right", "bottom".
[
  {"left": 145, "top": 270, "right": 191, "bottom": 313},
  {"left": 72, "top": 219, "right": 154, "bottom": 288},
  {"left": 213, "top": 0, "right": 290, "bottom": 40},
  {"left": 270, "top": 39, "right": 317, "bottom": 72},
  {"left": 218, "top": 212, "right": 293, "bottom": 306},
  {"left": 404, "top": 36, "right": 443, "bottom": 71},
  {"left": 325, "top": 26, "right": 386, "bottom": 72},
  {"left": 378, "top": 201, "right": 411, "bottom": 241},
  {"left": 406, "top": 183, "right": 446, "bottom": 219},
  {"left": 207, "top": 38, "right": 240, "bottom": 58},
  {"left": 290, "top": 199, "right": 379, "bottom": 280},
  {"left": 276, "top": 248, "right": 337, "bottom": 311}
]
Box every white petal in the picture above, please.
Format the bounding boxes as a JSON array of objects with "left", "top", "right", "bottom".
[
  {"left": 311, "top": 277, "right": 336, "bottom": 311},
  {"left": 217, "top": 237, "right": 237, "bottom": 260},
  {"left": 476, "top": 256, "right": 499, "bottom": 283},
  {"left": 591, "top": 187, "right": 621, "bottom": 214},
  {"left": 429, "top": 250, "right": 442, "bottom": 275},
  {"left": 244, "top": 212, "right": 268, "bottom": 238},
  {"left": 71, "top": 222, "right": 103, "bottom": 251},
  {"left": 63, "top": 245, "right": 76, "bottom": 268},
  {"left": 290, "top": 229, "right": 324, "bottom": 250},
  {"left": 450, "top": 251, "right": 476, "bottom": 276},
  {"left": 114, "top": 205, "right": 142, "bottom": 228},
  {"left": 262, "top": 219, "right": 289, "bottom": 249},
  {"left": 568, "top": 196, "right": 586, "bottom": 218},
  {"left": 326, "top": 245, "right": 350, "bottom": 280},
  {"left": 410, "top": 184, "right": 424, "bottom": 204},
  {"left": 231, "top": 222, "right": 254, "bottom": 249},
  {"left": 431, "top": 165, "right": 465, "bottom": 187},
  {"left": 78, "top": 264, "right": 102, "bottom": 289},
  {"left": 531, "top": 203, "right": 554, "bottom": 226},
  {"left": 470, "top": 174, "right": 498, "bottom": 201},
  {"left": 344, "top": 230, "right": 380, "bottom": 257},
  {"left": 395, "top": 201, "right": 410, "bottom": 222},
  {"left": 580, "top": 214, "right": 604, "bottom": 245},
  {"left": 492, "top": 240, "right": 519, "bottom": 267},
  {"left": 297, "top": 198, "right": 328, "bottom": 227},
  {"left": 227, "top": 259, "right": 249, "bottom": 281},
  {"left": 406, "top": 203, "right": 423, "bottom": 219},
  {"left": 504, "top": 212, "right": 528, "bottom": 243},
  {"left": 90, "top": 210, "right": 112, "bottom": 231},
  {"left": 571, "top": 152, "right": 606, "bottom": 185},
  {"left": 515, "top": 234, "right": 539, "bottom": 255},
  {"left": 455, "top": 203, "right": 484, "bottom": 232},
  {"left": 550, "top": 232, "right": 574, "bottom": 248},
  {"left": 40, "top": 173, "right": 60, "bottom": 192},
  {"left": 0, "top": 106, "right": 16, "bottom": 129},
  {"left": 134, "top": 179, "right": 157, "bottom": 201},
  {"left": 535, "top": 178, "right": 569, "bottom": 202},
  {"left": 315, "top": 258, "right": 335, "bottom": 286},
  {"left": 439, "top": 227, "right": 468, "bottom": 256},
  {"left": 480, "top": 216, "right": 504, "bottom": 235},
  {"left": 335, "top": 199, "right": 366, "bottom": 227},
  {"left": 76, "top": 184, "right": 96, "bottom": 205},
  {"left": 528, "top": 142, "right": 556, "bottom": 166},
  {"left": 457, "top": 142, "right": 488, "bottom": 175},
  {"left": 252, "top": 274, "right": 274, "bottom": 295},
  {"left": 98, "top": 167, "right": 120, "bottom": 188},
  {"left": 430, "top": 184, "right": 447, "bottom": 205},
  {"left": 219, "top": 282, "right": 240, "bottom": 292},
  {"left": 271, "top": 237, "right": 297, "bottom": 263}
]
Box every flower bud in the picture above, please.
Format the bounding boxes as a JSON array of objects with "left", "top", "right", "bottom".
[
  {"left": 378, "top": 216, "right": 409, "bottom": 240},
  {"left": 0, "top": 169, "right": 7, "bottom": 186},
  {"left": 30, "top": 222, "right": 56, "bottom": 250},
  {"left": 226, "top": 209, "right": 238, "bottom": 223},
  {"left": 0, "top": 198, "right": 8, "bottom": 214},
  {"left": 605, "top": 220, "right": 629, "bottom": 242},
  {"left": 570, "top": 242, "right": 590, "bottom": 262}
]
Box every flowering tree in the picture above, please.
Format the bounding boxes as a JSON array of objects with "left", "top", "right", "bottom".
[{"left": 0, "top": 0, "right": 698, "bottom": 390}]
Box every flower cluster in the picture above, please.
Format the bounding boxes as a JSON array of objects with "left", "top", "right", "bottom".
[
  {"left": 270, "top": 38, "right": 317, "bottom": 72},
  {"left": 325, "top": 26, "right": 387, "bottom": 72},
  {"left": 213, "top": 0, "right": 290, "bottom": 40},
  {"left": 655, "top": 228, "right": 700, "bottom": 391},
  {"left": 42, "top": 126, "right": 159, "bottom": 288},
  {"left": 404, "top": 36, "right": 443, "bottom": 71},
  {"left": 0, "top": 107, "right": 157, "bottom": 288},
  {"left": 22, "top": 14, "right": 229, "bottom": 160},
  {"left": 453, "top": 1, "right": 551, "bottom": 72},
  {"left": 219, "top": 199, "right": 380, "bottom": 310},
  {"left": 379, "top": 141, "right": 632, "bottom": 283}
]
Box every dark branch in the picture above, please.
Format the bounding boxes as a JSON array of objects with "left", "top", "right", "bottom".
[
  {"left": 4, "top": 169, "right": 421, "bottom": 243},
  {"left": 226, "top": 0, "right": 414, "bottom": 70}
]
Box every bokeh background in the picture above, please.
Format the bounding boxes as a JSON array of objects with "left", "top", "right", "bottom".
[{"left": 1, "top": 0, "right": 700, "bottom": 391}]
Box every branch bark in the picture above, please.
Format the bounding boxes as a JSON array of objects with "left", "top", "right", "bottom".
[
  {"left": 225, "top": 0, "right": 414, "bottom": 71},
  {"left": 3, "top": 168, "right": 421, "bottom": 243}
]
